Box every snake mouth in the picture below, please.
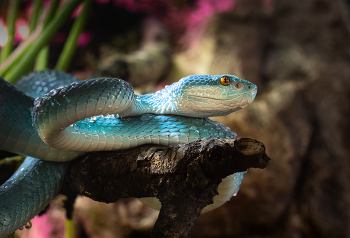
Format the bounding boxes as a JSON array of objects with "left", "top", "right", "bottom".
[
  {"left": 250, "top": 88, "right": 257, "bottom": 102},
  {"left": 187, "top": 95, "right": 234, "bottom": 101}
]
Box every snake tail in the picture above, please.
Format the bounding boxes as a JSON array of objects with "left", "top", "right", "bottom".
[
  {"left": 0, "top": 157, "right": 70, "bottom": 237},
  {"left": 0, "top": 71, "right": 80, "bottom": 237}
]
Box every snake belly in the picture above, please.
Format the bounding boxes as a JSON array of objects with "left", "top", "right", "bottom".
[{"left": 0, "top": 70, "right": 256, "bottom": 237}]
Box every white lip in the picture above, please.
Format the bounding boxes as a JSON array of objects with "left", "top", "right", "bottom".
[
  {"left": 249, "top": 89, "right": 257, "bottom": 103},
  {"left": 187, "top": 95, "right": 232, "bottom": 101},
  {"left": 251, "top": 89, "right": 257, "bottom": 96}
]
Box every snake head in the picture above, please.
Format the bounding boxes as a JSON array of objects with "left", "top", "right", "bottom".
[{"left": 170, "top": 74, "right": 257, "bottom": 117}]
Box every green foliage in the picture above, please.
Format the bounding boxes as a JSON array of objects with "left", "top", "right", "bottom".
[
  {"left": 56, "top": 0, "right": 92, "bottom": 71},
  {"left": 0, "top": 0, "right": 20, "bottom": 63},
  {"left": 0, "top": 0, "right": 90, "bottom": 84},
  {"left": 29, "top": 0, "right": 43, "bottom": 32}
]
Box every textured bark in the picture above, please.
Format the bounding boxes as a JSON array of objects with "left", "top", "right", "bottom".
[{"left": 69, "top": 138, "right": 270, "bottom": 237}]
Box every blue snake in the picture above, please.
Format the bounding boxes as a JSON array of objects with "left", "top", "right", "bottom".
[{"left": 0, "top": 70, "right": 257, "bottom": 237}]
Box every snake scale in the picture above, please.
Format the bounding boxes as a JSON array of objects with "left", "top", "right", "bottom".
[{"left": 0, "top": 70, "right": 257, "bottom": 237}]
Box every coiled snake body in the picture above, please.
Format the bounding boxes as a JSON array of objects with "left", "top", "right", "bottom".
[{"left": 0, "top": 70, "right": 257, "bottom": 237}]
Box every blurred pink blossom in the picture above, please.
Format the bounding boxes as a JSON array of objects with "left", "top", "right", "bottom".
[
  {"left": 78, "top": 31, "right": 92, "bottom": 47},
  {"left": 15, "top": 18, "right": 29, "bottom": 43},
  {"left": 15, "top": 211, "right": 65, "bottom": 238},
  {"left": 112, "top": 0, "right": 236, "bottom": 46},
  {"left": 186, "top": 0, "right": 235, "bottom": 28}
]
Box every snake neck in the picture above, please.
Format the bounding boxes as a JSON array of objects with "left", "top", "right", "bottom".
[{"left": 128, "top": 91, "right": 178, "bottom": 116}]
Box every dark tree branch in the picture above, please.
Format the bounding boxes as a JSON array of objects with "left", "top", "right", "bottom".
[{"left": 68, "top": 137, "right": 270, "bottom": 238}]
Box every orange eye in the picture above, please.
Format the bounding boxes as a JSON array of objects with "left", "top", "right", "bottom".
[{"left": 220, "top": 76, "right": 230, "bottom": 86}]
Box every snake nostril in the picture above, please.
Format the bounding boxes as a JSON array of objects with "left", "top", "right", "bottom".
[
  {"left": 235, "top": 83, "right": 243, "bottom": 89},
  {"left": 248, "top": 85, "right": 251, "bottom": 90}
]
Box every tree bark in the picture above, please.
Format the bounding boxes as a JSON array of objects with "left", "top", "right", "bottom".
[{"left": 68, "top": 137, "right": 270, "bottom": 238}]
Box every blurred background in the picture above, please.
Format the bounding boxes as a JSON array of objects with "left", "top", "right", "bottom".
[{"left": 1, "top": 0, "right": 350, "bottom": 237}]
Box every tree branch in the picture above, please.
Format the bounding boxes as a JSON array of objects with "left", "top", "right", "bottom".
[{"left": 68, "top": 137, "right": 270, "bottom": 238}]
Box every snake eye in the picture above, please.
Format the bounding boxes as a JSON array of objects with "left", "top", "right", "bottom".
[{"left": 220, "top": 76, "right": 230, "bottom": 86}]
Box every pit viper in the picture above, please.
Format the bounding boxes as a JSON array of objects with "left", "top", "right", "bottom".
[{"left": 0, "top": 70, "right": 257, "bottom": 237}]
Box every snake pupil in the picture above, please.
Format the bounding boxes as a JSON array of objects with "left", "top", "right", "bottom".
[{"left": 220, "top": 76, "right": 230, "bottom": 86}]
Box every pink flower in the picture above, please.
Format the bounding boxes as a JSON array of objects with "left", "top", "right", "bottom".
[
  {"left": 78, "top": 31, "right": 92, "bottom": 47},
  {"left": 15, "top": 18, "right": 29, "bottom": 43}
]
